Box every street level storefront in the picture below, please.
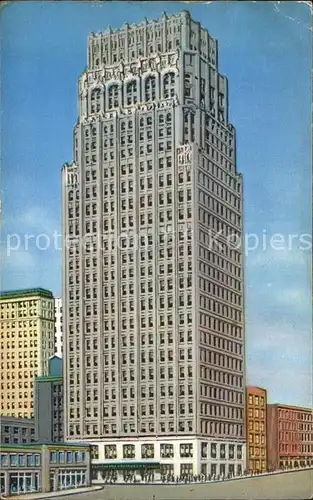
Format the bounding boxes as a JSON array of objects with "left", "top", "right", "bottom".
[
  {"left": 92, "top": 460, "right": 161, "bottom": 482},
  {"left": 0, "top": 443, "right": 91, "bottom": 496}
]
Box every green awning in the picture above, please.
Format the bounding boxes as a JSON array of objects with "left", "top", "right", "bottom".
[{"left": 92, "top": 462, "right": 160, "bottom": 471}]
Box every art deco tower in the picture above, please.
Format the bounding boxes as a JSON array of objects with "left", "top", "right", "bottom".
[{"left": 62, "top": 11, "right": 246, "bottom": 477}]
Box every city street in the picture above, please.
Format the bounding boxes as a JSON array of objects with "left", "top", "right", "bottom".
[{"left": 51, "top": 469, "right": 313, "bottom": 500}]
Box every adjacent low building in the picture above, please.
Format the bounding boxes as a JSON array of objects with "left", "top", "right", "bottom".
[
  {"left": 0, "top": 416, "right": 36, "bottom": 445},
  {"left": 34, "top": 355, "right": 64, "bottom": 443},
  {"left": 246, "top": 386, "right": 267, "bottom": 474},
  {"left": 0, "top": 442, "right": 91, "bottom": 496},
  {"left": 267, "top": 403, "right": 313, "bottom": 471}
]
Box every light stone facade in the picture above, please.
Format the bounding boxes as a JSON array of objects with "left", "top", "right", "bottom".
[
  {"left": 90, "top": 438, "right": 245, "bottom": 478},
  {"left": 54, "top": 298, "right": 63, "bottom": 357},
  {"left": 62, "top": 11, "right": 246, "bottom": 476}
]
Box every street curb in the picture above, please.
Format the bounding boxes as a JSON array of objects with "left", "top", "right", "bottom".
[{"left": 5, "top": 486, "right": 104, "bottom": 500}]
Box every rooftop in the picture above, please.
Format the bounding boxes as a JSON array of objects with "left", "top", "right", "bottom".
[
  {"left": 0, "top": 416, "right": 35, "bottom": 424},
  {"left": 0, "top": 288, "right": 54, "bottom": 300},
  {"left": 0, "top": 442, "right": 91, "bottom": 450},
  {"left": 35, "top": 376, "right": 63, "bottom": 383}
]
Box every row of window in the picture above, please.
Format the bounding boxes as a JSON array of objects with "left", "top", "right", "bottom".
[
  {"left": 248, "top": 447, "right": 266, "bottom": 457},
  {"left": 248, "top": 433, "right": 266, "bottom": 444},
  {"left": 1, "top": 361, "right": 39, "bottom": 369},
  {"left": 200, "top": 366, "right": 243, "bottom": 389},
  {"left": 199, "top": 350, "right": 242, "bottom": 372},
  {"left": 91, "top": 35, "right": 180, "bottom": 64},
  {"left": 0, "top": 453, "right": 40, "bottom": 468},
  {"left": 201, "top": 385, "right": 243, "bottom": 404},
  {"left": 68, "top": 417, "right": 243, "bottom": 437},
  {"left": 248, "top": 420, "right": 265, "bottom": 431},
  {"left": 91, "top": 442, "right": 242, "bottom": 460},
  {"left": 2, "top": 426, "right": 35, "bottom": 435},
  {"left": 49, "top": 451, "right": 86, "bottom": 464},
  {"left": 199, "top": 153, "right": 240, "bottom": 194},
  {"left": 1, "top": 401, "right": 34, "bottom": 409}
]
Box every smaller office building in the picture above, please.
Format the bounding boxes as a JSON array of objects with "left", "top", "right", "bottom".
[
  {"left": 246, "top": 387, "right": 267, "bottom": 474},
  {"left": 267, "top": 403, "right": 313, "bottom": 470},
  {"left": 34, "top": 355, "right": 64, "bottom": 443},
  {"left": 0, "top": 443, "right": 91, "bottom": 496},
  {"left": 1, "top": 416, "right": 36, "bottom": 445}
]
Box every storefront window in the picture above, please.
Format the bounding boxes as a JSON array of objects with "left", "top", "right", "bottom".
[
  {"left": 0, "top": 473, "right": 5, "bottom": 493},
  {"left": 180, "top": 463, "right": 193, "bottom": 476},
  {"left": 58, "top": 470, "right": 86, "bottom": 490},
  {"left": 9, "top": 473, "right": 37, "bottom": 494}
]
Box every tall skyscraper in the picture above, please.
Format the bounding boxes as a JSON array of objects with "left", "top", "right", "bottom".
[
  {"left": 62, "top": 11, "right": 245, "bottom": 477},
  {"left": 0, "top": 288, "right": 55, "bottom": 419}
]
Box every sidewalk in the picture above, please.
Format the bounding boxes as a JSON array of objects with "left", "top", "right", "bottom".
[{"left": 3, "top": 485, "right": 103, "bottom": 499}]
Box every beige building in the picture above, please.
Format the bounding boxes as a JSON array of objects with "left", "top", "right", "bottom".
[
  {"left": 0, "top": 288, "right": 55, "bottom": 419},
  {"left": 246, "top": 386, "right": 267, "bottom": 474}
]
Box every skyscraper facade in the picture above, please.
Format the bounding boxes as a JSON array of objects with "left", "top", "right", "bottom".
[{"left": 62, "top": 11, "right": 245, "bottom": 477}]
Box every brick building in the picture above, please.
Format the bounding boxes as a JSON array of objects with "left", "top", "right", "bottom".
[
  {"left": 267, "top": 404, "right": 313, "bottom": 471},
  {"left": 246, "top": 386, "right": 267, "bottom": 473}
]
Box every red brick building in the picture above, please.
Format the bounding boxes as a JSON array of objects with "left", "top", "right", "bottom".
[
  {"left": 267, "top": 404, "right": 313, "bottom": 471},
  {"left": 246, "top": 386, "right": 267, "bottom": 473}
]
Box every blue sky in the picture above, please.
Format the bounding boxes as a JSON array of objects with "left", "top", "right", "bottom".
[{"left": 1, "top": 1, "right": 312, "bottom": 407}]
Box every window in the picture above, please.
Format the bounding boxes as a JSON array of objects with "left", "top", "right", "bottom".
[
  {"left": 123, "top": 444, "right": 135, "bottom": 458},
  {"left": 180, "top": 443, "right": 193, "bottom": 458},
  {"left": 50, "top": 452, "right": 57, "bottom": 464},
  {"left": 145, "top": 76, "right": 156, "bottom": 102},
  {"left": 90, "top": 446, "right": 99, "bottom": 459},
  {"left": 90, "top": 87, "right": 101, "bottom": 113},
  {"left": 141, "top": 444, "right": 154, "bottom": 459},
  {"left": 163, "top": 72, "right": 175, "bottom": 98},
  {"left": 10, "top": 455, "right": 18, "bottom": 466},
  {"left": 160, "top": 444, "right": 174, "bottom": 458},
  {"left": 108, "top": 84, "right": 119, "bottom": 109},
  {"left": 126, "top": 80, "right": 137, "bottom": 105},
  {"left": 184, "top": 73, "right": 192, "bottom": 98}
]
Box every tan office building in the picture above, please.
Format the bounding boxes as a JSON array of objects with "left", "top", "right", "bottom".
[
  {"left": 246, "top": 386, "right": 267, "bottom": 474},
  {"left": 0, "top": 288, "right": 55, "bottom": 419}
]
